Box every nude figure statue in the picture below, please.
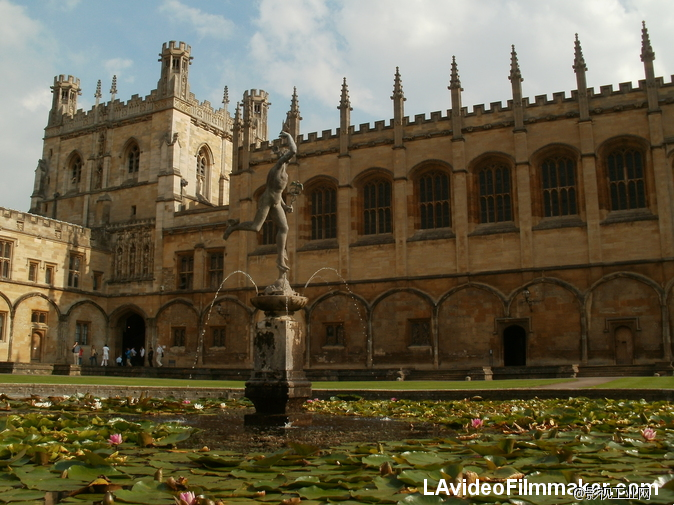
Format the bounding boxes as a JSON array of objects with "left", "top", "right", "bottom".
[{"left": 223, "top": 131, "right": 298, "bottom": 294}]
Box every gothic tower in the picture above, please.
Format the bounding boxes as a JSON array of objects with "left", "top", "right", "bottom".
[
  {"left": 242, "top": 89, "right": 270, "bottom": 146},
  {"left": 49, "top": 75, "right": 81, "bottom": 126},
  {"left": 157, "top": 41, "right": 192, "bottom": 99}
]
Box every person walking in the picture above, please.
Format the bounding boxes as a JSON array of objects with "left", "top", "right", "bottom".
[
  {"left": 156, "top": 345, "right": 164, "bottom": 367},
  {"left": 101, "top": 344, "right": 110, "bottom": 366},
  {"left": 129, "top": 347, "right": 137, "bottom": 366},
  {"left": 140, "top": 346, "right": 146, "bottom": 366},
  {"left": 78, "top": 346, "right": 84, "bottom": 365},
  {"left": 116, "top": 354, "right": 122, "bottom": 366},
  {"left": 89, "top": 345, "right": 98, "bottom": 366}
]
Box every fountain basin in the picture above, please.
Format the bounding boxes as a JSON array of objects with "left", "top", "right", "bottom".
[{"left": 251, "top": 294, "right": 308, "bottom": 316}]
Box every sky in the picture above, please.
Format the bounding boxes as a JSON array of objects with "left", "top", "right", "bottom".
[{"left": 1, "top": 0, "right": 673, "bottom": 213}]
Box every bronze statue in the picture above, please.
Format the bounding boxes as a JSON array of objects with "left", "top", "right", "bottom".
[{"left": 223, "top": 131, "right": 298, "bottom": 294}]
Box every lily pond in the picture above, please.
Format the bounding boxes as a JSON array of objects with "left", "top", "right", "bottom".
[{"left": 0, "top": 394, "right": 672, "bottom": 505}]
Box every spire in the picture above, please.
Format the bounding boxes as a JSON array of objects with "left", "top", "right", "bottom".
[
  {"left": 640, "top": 21, "right": 659, "bottom": 111},
  {"left": 391, "top": 67, "right": 405, "bottom": 100},
  {"left": 391, "top": 68, "right": 406, "bottom": 148},
  {"left": 508, "top": 45, "right": 522, "bottom": 83},
  {"left": 508, "top": 45, "right": 525, "bottom": 131},
  {"left": 338, "top": 78, "right": 352, "bottom": 155},
  {"left": 338, "top": 77, "right": 352, "bottom": 111},
  {"left": 94, "top": 79, "right": 102, "bottom": 104},
  {"left": 573, "top": 34, "right": 590, "bottom": 121},
  {"left": 232, "top": 102, "right": 243, "bottom": 171},
  {"left": 110, "top": 75, "right": 117, "bottom": 102},
  {"left": 222, "top": 85, "right": 229, "bottom": 114},
  {"left": 284, "top": 87, "right": 302, "bottom": 139},
  {"left": 573, "top": 34, "right": 587, "bottom": 74},
  {"left": 449, "top": 56, "right": 464, "bottom": 140},
  {"left": 640, "top": 20, "right": 655, "bottom": 62},
  {"left": 449, "top": 56, "right": 461, "bottom": 90},
  {"left": 234, "top": 101, "right": 242, "bottom": 127}
]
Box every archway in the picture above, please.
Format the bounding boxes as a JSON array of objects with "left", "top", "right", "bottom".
[
  {"left": 503, "top": 325, "right": 526, "bottom": 366},
  {"left": 121, "top": 314, "right": 146, "bottom": 366},
  {"left": 31, "top": 330, "right": 43, "bottom": 362}
]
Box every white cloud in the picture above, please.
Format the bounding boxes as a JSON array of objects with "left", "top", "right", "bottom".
[
  {"left": 0, "top": 0, "right": 56, "bottom": 212},
  {"left": 159, "top": 0, "right": 236, "bottom": 40},
  {"left": 104, "top": 58, "right": 134, "bottom": 85}
]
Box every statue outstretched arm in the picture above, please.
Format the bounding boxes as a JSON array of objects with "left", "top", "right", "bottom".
[{"left": 276, "top": 131, "right": 297, "bottom": 165}]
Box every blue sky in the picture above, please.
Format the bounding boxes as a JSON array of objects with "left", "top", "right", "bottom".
[{"left": 1, "top": 0, "right": 673, "bottom": 212}]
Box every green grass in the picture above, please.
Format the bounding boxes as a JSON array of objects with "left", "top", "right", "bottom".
[{"left": 592, "top": 376, "right": 674, "bottom": 389}]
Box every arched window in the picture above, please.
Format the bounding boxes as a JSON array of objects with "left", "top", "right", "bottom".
[
  {"left": 127, "top": 143, "right": 140, "bottom": 174},
  {"left": 418, "top": 171, "right": 450, "bottom": 229},
  {"left": 70, "top": 154, "right": 82, "bottom": 185},
  {"left": 541, "top": 156, "right": 577, "bottom": 217},
  {"left": 196, "top": 147, "right": 210, "bottom": 198},
  {"left": 260, "top": 216, "right": 276, "bottom": 245},
  {"left": 311, "top": 185, "right": 337, "bottom": 240},
  {"left": 363, "top": 179, "right": 392, "bottom": 235},
  {"left": 607, "top": 147, "right": 646, "bottom": 211},
  {"left": 478, "top": 162, "right": 512, "bottom": 224}
]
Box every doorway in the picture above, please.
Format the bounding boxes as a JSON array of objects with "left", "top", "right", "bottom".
[
  {"left": 31, "top": 331, "right": 43, "bottom": 362},
  {"left": 121, "top": 314, "right": 146, "bottom": 366},
  {"left": 503, "top": 325, "right": 527, "bottom": 366},
  {"left": 614, "top": 325, "right": 634, "bottom": 365}
]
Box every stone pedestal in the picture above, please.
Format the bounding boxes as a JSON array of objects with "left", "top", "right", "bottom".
[{"left": 244, "top": 295, "right": 312, "bottom": 426}]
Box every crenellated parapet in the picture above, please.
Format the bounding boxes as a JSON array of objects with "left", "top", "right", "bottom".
[{"left": 0, "top": 208, "right": 91, "bottom": 243}]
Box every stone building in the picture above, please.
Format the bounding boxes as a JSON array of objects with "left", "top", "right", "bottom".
[{"left": 2, "top": 26, "right": 674, "bottom": 376}]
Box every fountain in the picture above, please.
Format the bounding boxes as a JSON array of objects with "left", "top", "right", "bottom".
[{"left": 224, "top": 130, "right": 312, "bottom": 425}]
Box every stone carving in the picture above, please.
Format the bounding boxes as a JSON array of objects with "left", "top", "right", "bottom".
[
  {"left": 223, "top": 131, "right": 298, "bottom": 295},
  {"left": 110, "top": 226, "right": 154, "bottom": 282}
]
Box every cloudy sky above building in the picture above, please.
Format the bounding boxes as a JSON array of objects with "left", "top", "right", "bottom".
[{"left": 1, "top": 0, "right": 673, "bottom": 212}]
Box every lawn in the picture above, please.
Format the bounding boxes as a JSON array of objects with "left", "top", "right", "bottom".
[{"left": 593, "top": 376, "right": 674, "bottom": 389}]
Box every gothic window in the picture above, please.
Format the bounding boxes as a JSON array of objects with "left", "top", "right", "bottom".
[
  {"left": 70, "top": 154, "right": 83, "bottom": 186},
  {"left": 75, "top": 321, "right": 90, "bottom": 345},
  {"left": 212, "top": 327, "right": 226, "bottom": 347},
  {"left": 260, "top": 215, "right": 277, "bottom": 246},
  {"left": 68, "top": 254, "right": 82, "bottom": 288},
  {"left": 607, "top": 147, "right": 646, "bottom": 211},
  {"left": 0, "top": 240, "right": 10, "bottom": 279},
  {"left": 311, "top": 185, "right": 337, "bottom": 240},
  {"left": 177, "top": 253, "right": 194, "bottom": 290},
  {"left": 324, "top": 323, "right": 345, "bottom": 347},
  {"left": 208, "top": 251, "right": 224, "bottom": 289},
  {"left": 28, "top": 261, "right": 38, "bottom": 282},
  {"left": 127, "top": 143, "right": 140, "bottom": 174},
  {"left": 409, "top": 319, "right": 431, "bottom": 346},
  {"left": 418, "top": 171, "right": 451, "bottom": 229},
  {"left": 31, "top": 310, "right": 48, "bottom": 324},
  {"left": 196, "top": 147, "right": 210, "bottom": 198},
  {"left": 142, "top": 245, "right": 151, "bottom": 277},
  {"left": 363, "top": 179, "right": 392, "bottom": 235},
  {"left": 541, "top": 156, "right": 577, "bottom": 217},
  {"left": 478, "top": 162, "right": 512, "bottom": 224},
  {"left": 45, "top": 264, "right": 54, "bottom": 285},
  {"left": 172, "top": 327, "right": 186, "bottom": 346}
]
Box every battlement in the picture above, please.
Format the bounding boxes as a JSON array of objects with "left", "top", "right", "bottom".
[
  {"left": 0, "top": 207, "right": 91, "bottom": 242},
  {"left": 243, "top": 89, "right": 269, "bottom": 100},
  {"left": 161, "top": 40, "right": 191, "bottom": 54},
  {"left": 54, "top": 75, "right": 80, "bottom": 86}
]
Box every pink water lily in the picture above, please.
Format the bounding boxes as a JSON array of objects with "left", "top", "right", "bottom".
[
  {"left": 642, "top": 427, "right": 656, "bottom": 441},
  {"left": 108, "top": 433, "right": 123, "bottom": 445},
  {"left": 175, "top": 491, "right": 197, "bottom": 505},
  {"left": 471, "top": 418, "right": 484, "bottom": 429}
]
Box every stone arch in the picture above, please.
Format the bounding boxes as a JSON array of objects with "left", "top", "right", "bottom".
[
  {"left": 108, "top": 304, "right": 149, "bottom": 366},
  {"left": 587, "top": 272, "right": 663, "bottom": 364},
  {"left": 201, "top": 296, "right": 253, "bottom": 367},
  {"left": 308, "top": 290, "right": 369, "bottom": 368},
  {"left": 64, "top": 299, "right": 108, "bottom": 322},
  {"left": 302, "top": 176, "right": 339, "bottom": 243},
  {"left": 66, "top": 300, "right": 109, "bottom": 364},
  {"left": 156, "top": 299, "right": 199, "bottom": 367},
  {"left": 466, "top": 152, "right": 517, "bottom": 226},
  {"left": 409, "top": 160, "right": 453, "bottom": 232},
  {"left": 371, "top": 288, "right": 435, "bottom": 367},
  {"left": 437, "top": 284, "right": 506, "bottom": 368},
  {"left": 195, "top": 143, "right": 214, "bottom": 201},
  {"left": 11, "top": 292, "right": 62, "bottom": 364},
  {"left": 508, "top": 279, "right": 584, "bottom": 365}
]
